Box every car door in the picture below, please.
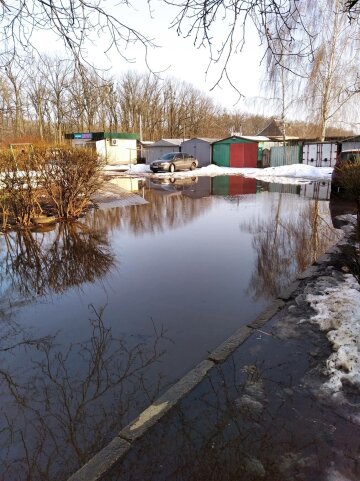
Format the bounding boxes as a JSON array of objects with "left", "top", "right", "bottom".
[
  {"left": 182, "top": 153, "right": 191, "bottom": 170},
  {"left": 175, "top": 153, "right": 185, "bottom": 170}
]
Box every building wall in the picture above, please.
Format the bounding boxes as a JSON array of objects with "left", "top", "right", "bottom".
[
  {"left": 96, "top": 139, "right": 137, "bottom": 165},
  {"left": 181, "top": 140, "right": 212, "bottom": 167},
  {"left": 342, "top": 141, "right": 360, "bottom": 151}
]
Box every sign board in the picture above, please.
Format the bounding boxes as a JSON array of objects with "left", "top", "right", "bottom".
[{"left": 74, "top": 133, "right": 93, "bottom": 140}]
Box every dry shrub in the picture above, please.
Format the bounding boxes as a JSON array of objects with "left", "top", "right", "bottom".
[
  {"left": 337, "top": 161, "right": 360, "bottom": 228},
  {"left": 0, "top": 149, "right": 43, "bottom": 228},
  {"left": 0, "top": 146, "right": 104, "bottom": 229},
  {"left": 38, "top": 147, "right": 104, "bottom": 219}
]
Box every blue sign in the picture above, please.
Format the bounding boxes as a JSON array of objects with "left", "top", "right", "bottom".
[{"left": 74, "top": 133, "right": 93, "bottom": 140}]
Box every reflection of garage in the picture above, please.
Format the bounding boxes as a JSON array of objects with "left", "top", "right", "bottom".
[
  {"left": 212, "top": 136, "right": 258, "bottom": 168},
  {"left": 212, "top": 176, "right": 257, "bottom": 196}
]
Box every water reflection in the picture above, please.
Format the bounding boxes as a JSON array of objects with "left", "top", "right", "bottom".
[
  {"left": 0, "top": 306, "right": 170, "bottom": 481},
  {"left": 241, "top": 195, "right": 342, "bottom": 300},
  {"left": 88, "top": 187, "right": 214, "bottom": 235},
  {"left": 0, "top": 222, "right": 114, "bottom": 298},
  {"left": 111, "top": 316, "right": 358, "bottom": 481},
  {"left": 0, "top": 177, "right": 343, "bottom": 481}
]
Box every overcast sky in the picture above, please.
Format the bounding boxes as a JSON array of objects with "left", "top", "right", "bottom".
[{"left": 34, "top": 0, "right": 267, "bottom": 111}]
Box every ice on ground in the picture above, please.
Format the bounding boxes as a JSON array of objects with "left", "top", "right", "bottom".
[{"left": 307, "top": 274, "right": 360, "bottom": 397}]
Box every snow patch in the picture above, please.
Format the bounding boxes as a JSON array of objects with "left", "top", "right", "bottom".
[
  {"left": 103, "top": 164, "right": 151, "bottom": 173},
  {"left": 307, "top": 274, "right": 360, "bottom": 396},
  {"left": 126, "top": 164, "right": 151, "bottom": 173},
  {"left": 147, "top": 163, "right": 333, "bottom": 184},
  {"left": 243, "top": 164, "right": 333, "bottom": 179}
]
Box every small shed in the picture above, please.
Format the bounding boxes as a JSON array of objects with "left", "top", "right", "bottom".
[
  {"left": 65, "top": 132, "right": 139, "bottom": 165},
  {"left": 144, "top": 139, "right": 187, "bottom": 164},
  {"left": 212, "top": 136, "right": 259, "bottom": 168},
  {"left": 181, "top": 138, "right": 219, "bottom": 167}
]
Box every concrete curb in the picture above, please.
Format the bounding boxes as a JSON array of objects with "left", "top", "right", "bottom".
[
  {"left": 119, "top": 359, "right": 214, "bottom": 442},
  {"left": 66, "top": 251, "right": 332, "bottom": 481}
]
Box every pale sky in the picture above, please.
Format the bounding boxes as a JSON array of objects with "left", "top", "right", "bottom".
[{"left": 34, "top": 0, "right": 267, "bottom": 111}]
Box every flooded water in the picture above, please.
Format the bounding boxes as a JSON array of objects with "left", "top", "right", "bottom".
[{"left": 0, "top": 176, "right": 340, "bottom": 481}]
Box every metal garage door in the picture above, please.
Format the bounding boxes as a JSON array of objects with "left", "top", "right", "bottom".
[
  {"left": 213, "top": 143, "right": 230, "bottom": 167},
  {"left": 229, "top": 142, "right": 258, "bottom": 168}
]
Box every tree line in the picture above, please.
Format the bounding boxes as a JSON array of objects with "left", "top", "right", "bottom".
[{"left": 0, "top": 56, "right": 354, "bottom": 145}]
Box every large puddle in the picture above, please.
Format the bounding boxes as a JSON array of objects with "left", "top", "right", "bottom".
[{"left": 0, "top": 176, "right": 341, "bottom": 480}]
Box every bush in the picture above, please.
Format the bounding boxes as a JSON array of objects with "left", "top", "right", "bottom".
[
  {"left": 0, "top": 146, "right": 104, "bottom": 229},
  {"left": 337, "top": 161, "right": 360, "bottom": 228},
  {"left": 38, "top": 147, "right": 104, "bottom": 219},
  {"left": 0, "top": 150, "right": 43, "bottom": 228}
]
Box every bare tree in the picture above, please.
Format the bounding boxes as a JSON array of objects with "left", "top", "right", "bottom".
[
  {"left": 4, "top": 61, "right": 26, "bottom": 137},
  {"left": 0, "top": 0, "right": 156, "bottom": 68},
  {"left": 303, "top": 0, "right": 360, "bottom": 140},
  {"left": 42, "top": 56, "right": 73, "bottom": 143}
]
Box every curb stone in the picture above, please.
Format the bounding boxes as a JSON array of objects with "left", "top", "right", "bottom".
[
  {"left": 247, "top": 299, "right": 285, "bottom": 328},
  {"left": 119, "top": 359, "right": 214, "bottom": 442},
  {"left": 67, "top": 437, "right": 131, "bottom": 481},
  {"left": 208, "top": 326, "right": 253, "bottom": 363}
]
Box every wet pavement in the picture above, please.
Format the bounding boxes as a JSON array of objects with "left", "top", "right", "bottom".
[
  {"left": 0, "top": 177, "right": 347, "bottom": 481},
  {"left": 96, "top": 233, "right": 360, "bottom": 481}
]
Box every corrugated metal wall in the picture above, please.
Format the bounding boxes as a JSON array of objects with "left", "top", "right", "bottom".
[{"left": 270, "top": 146, "right": 301, "bottom": 167}]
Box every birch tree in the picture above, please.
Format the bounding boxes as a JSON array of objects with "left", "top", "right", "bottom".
[{"left": 304, "top": 0, "right": 359, "bottom": 140}]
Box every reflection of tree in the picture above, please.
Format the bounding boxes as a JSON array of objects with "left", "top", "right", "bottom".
[
  {"left": 1, "top": 222, "right": 114, "bottom": 298},
  {"left": 0, "top": 306, "right": 170, "bottom": 481},
  {"left": 113, "top": 340, "right": 353, "bottom": 481},
  {"left": 88, "top": 189, "right": 213, "bottom": 235},
  {"left": 241, "top": 195, "right": 342, "bottom": 300}
]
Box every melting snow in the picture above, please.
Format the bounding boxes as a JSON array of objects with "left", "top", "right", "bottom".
[
  {"left": 117, "top": 163, "right": 333, "bottom": 184},
  {"left": 307, "top": 274, "right": 360, "bottom": 397}
]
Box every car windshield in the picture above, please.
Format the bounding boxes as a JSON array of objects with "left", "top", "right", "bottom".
[{"left": 160, "top": 153, "right": 176, "bottom": 160}]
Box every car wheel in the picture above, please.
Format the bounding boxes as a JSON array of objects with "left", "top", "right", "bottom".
[
  {"left": 169, "top": 163, "right": 176, "bottom": 173},
  {"left": 190, "top": 162, "right": 196, "bottom": 171}
]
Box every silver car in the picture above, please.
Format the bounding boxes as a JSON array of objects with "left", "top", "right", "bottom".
[{"left": 150, "top": 152, "right": 198, "bottom": 173}]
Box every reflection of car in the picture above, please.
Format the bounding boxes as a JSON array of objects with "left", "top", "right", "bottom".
[
  {"left": 151, "top": 176, "right": 198, "bottom": 186},
  {"left": 150, "top": 152, "right": 198, "bottom": 173},
  {"left": 150, "top": 176, "right": 198, "bottom": 193},
  {"left": 332, "top": 149, "right": 360, "bottom": 188}
]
